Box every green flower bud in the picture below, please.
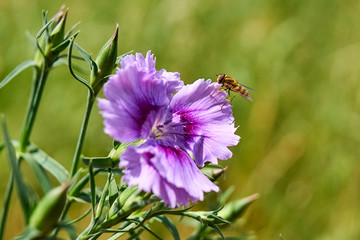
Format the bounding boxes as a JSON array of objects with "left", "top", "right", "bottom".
[
  {"left": 201, "top": 165, "right": 227, "bottom": 182},
  {"left": 218, "top": 193, "right": 259, "bottom": 222},
  {"left": 29, "top": 183, "right": 70, "bottom": 236},
  {"left": 90, "top": 25, "right": 119, "bottom": 94},
  {"left": 49, "top": 8, "right": 68, "bottom": 47},
  {"left": 34, "top": 7, "right": 70, "bottom": 67},
  {"left": 51, "top": 5, "right": 67, "bottom": 27}
]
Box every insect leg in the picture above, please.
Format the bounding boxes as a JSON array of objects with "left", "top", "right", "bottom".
[
  {"left": 230, "top": 94, "right": 237, "bottom": 103},
  {"left": 227, "top": 90, "right": 232, "bottom": 103}
]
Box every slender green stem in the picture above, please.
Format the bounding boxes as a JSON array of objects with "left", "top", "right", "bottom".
[
  {"left": 0, "top": 172, "right": 14, "bottom": 240},
  {"left": 89, "top": 161, "right": 96, "bottom": 222},
  {"left": 70, "top": 90, "right": 95, "bottom": 177},
  {"left": 19, "top": 60, "right": 50, "bottom": 152}
]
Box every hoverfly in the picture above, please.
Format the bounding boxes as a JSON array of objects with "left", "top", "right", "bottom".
[{"left": 216, "top": 74, "right": 255, "bottom": 102}]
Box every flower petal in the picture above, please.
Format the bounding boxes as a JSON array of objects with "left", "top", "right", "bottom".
[
  {"left": 98, "top": 64, "right": 169, "bottom": 143},
  {"left": 120, "top": 141, "right": 218, "bottom": 208},
  {"left": 120, "top": 50, "right": 156, "bottom": 73},
  {"left": 170, "top": 79, "right": 240, "bottom": 166},
  {"left": 121, "top": 51, "right": 183, "bottom": 97}
]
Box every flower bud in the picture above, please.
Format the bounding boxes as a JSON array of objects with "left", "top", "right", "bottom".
[
  {"left": 49, "top": 8, "right": 68, "bottom": 47},
  {"left": 90, "top": 25, "right": 119, "bottom": 94},
  {"left": 29, "top": 183, "right": 70, "bottom": 236},
  {"left": 34, "top": 7, "right": 70, "bottom": 67},
  {"left": 218, "top": 193, "right": 259, "bottom": 222},
  {"left": 51, "top": 5, "right": 66, "bottom": 27},
  {"left": 201, "top": 165, "right": 227, "bottom": 182}
]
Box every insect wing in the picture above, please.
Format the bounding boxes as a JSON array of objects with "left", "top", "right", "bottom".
[{"left": 238, "top": 83, "right": 256, "bottom": 92}]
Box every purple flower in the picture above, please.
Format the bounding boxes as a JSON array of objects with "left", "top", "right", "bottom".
[
  {"left": 98, "top": 51, "right": 239, "bottom": 207},
  {"left": 170, "top": 79, "right": 240, "bottom": 167},
  {"left": 120, "top": 140, "right": 218, "bottom": 208}
]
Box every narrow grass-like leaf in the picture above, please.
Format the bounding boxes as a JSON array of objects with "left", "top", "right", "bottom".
[
  {"left": 208, "top": 223, "right": 225, "bottom": 240},
  {"left": 108, "top": 174, "right": 119, "bottom": 207},
  {"left": 23, "top": 146, "right": 70, "bottom": 184},
  {"left": 0, "top": 60, "right": 35, "bottom": 89},
  {"left": 89, "top": 161, "right": 96, "bottom": 221},
  {"left": 0, "top": 172, "right": 14, "bottom": 239},
  {"left": 62, "top": 224, "right": 77, "bottom": 240},
  {"left": 24, "top": 154, "right": 53, "bottom": 193},
  {"left": 95, "top": 173, "right": 111, "bottom": 222},
  {"left": 82, "top": 156, "right": 113, "bottom": 169},
  {"left": 74, "top": 42, "right": 97, "bottom": 71},
  {"left": 65, "top": 21, "right": 81, "bottom": 39},
  {"left": 66, "top": 207, "right": 92, "bottom": 225},
  {"left": 155, "top": 216, "right": 180, "bottom": 240},
  {"left": 71, "top": 193, "right": 92, "bottom": 203},
  {"left": 68, "top": 169, "right": 102, "bottom": 198},
  {"left": 1, "top": 116, "right": 32, "bottom": 223},
  {"left": 106, "top": 231, "right": 127, "bottom": 240},
  {"left": 53, "top": 58, "right": 89, "bottom": 75},
  {"left": 41, "top": 10, "right": 49, "bottom": 37},
  {"left": 139, "top": 223, "right": 162, "bottom": 240},
  {"left": 119, "top": 185, "right": 138, "bottom": 206},
  {"left": 51, "top": 38, "right": 71, "bottom": 54},
  {"left": 0, "top": 142, "right": 5, "bottom": 152},
  {"left": 218, "top": 193, "right": 259, "bottom": 223},
  {"left": 36, "top": 19, "right": 53, "bottom": 39},
  {"left": 105, "top": 221, "right": 146, "bottom": 240},
  {"left": 68, "top": 35, "right": 93, "bottom": 93},
  {"left": 218, "top": 185, "right": 235, "bottom": 207},
  {"left": 26, "top": 31, "right": 37, "bottom": 49}
]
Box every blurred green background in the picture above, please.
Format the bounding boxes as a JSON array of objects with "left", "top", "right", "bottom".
[{"left": 1, "top": 0, "right": 360, "bottom": 239}]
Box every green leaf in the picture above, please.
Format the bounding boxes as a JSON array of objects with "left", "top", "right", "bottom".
[
  {"left": 0, "top": 60, "right": 35, "bottom": 89},
  {"left": 89, "top": 161, "right": 96, "bottom": 220},
  {"left": 71, "top": 192, "right": 92, "bottom": 203},
  {"left": 68, "top": 35, "right": 93, "bottom": 93},
  {"left": 208, "top": 223, "right": 225, "bottom": 240},
  {"left": 36, "top": 19, "right": 53, "bottom": 39},
  {"left": 66, "top": 207, "right": 92, "bottom": 225},
  {"left": 113, "top": 140, "right": 121, "bottom": 148},
  {"left": 119, "top": 185, "right": 138, "bottom": 206},
  {"left": 218, "top": 193, "right": 259, "bottom": 223},
  {"left": 0, "top": 142, "right": 5, "bottom": 152},
  {"left": 65, "top": 21, "right": 81, "bottom": 39},
  {"left": 1, "top": 116, "right": 34, "bottom": 223},
  {"left": 74, "top": 42, "right": 98, "bottom": 72},
  {"left": 107, "top": 232, "right": 126, "bottom": 240},
  {"left": 108, "top": 174, "right": 119, "bottom": 207},
  {"left": 68, "top": 169, "right": 102, "bottom": 198},
  {"left": 51, "top": 38, "right": 71, "bottom": 55},
  {"left": 82, "top": 156, "right": 114, "bottom": 169},
  {"left": 218, "top": 185, "right": 235, "bottom": 206},
  {"left": 23, "top": 144, "right": 70, "bottom": 184},
  {"left": 24, "top": 155, "right": 53, "bottom": 193},
  {"left": 155, "top": 216, "right": 180, "bottom": 240},
  {"left": 26, "top": 31, "right": 37, "bottom": 49},
  {"left": 71, "top": 187, "right": 102, "bottom": 204},
  {"left": 0, "top": 173, "right": 14, "bottom": 239},
  {"left": 53, "top": 58, "right": 89, "bottom": 75}
]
